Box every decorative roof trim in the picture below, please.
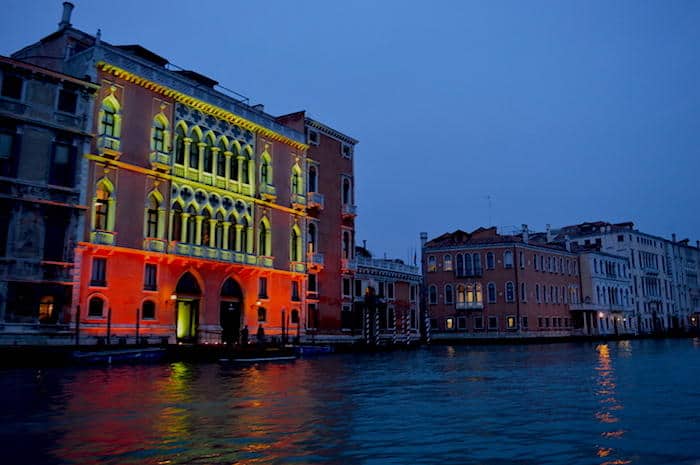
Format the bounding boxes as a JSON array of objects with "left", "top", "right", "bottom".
[
  {"left": 305, "top": 117, "right": 358, "bottom": 145},
  {"left": 98, "top": 62, "right": 309, "bottom": 152}
]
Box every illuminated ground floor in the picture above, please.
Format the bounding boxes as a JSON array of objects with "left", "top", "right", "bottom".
[{"left": 72, "top": 243, "right": 307, "bottom": 345}]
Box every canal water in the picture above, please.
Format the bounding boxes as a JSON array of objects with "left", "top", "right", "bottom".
[{"left": 2, "top": 339, "right": 700, "bottom": 465}]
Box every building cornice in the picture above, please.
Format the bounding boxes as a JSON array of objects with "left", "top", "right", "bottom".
[
  {"left": 305, "top": 117, "right": 358, "bottom": 145},
  {"left": 423, "top": 242, "right": 577, "bottom": 257}
]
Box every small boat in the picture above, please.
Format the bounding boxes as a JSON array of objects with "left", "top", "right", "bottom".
[
  {"left": 72, "top": 347, "right": 166, "bottom": 364},
  {"left": 220, "top": 355, "right": 297, "bottom": 363},
  {"left": 296, "top": 345, "right": 334, "bottom": 356}
]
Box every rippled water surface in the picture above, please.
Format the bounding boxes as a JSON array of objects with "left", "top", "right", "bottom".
[{"left": 2, "top": 339, "right": 700, "bottom": 465}]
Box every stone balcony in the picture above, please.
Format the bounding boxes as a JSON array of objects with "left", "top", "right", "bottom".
[
  {"left": 97, "top": 134, "right": 121, "bottom": 159},
  {"left": 143, "top": 237, "right": 167, "bottom": 253},
  {"left": 90, "top": 230, "right": 115, "bottom": 245},
  {"left": 149, "top": 150, "right": 171, "bottom": 172},
  {"left": 341, "top": 258, "right": 357, "bottom": 272},
  {"left": 455, "top": 302, "right": 484, "bottom": 311},
  {"left": 307, "top": 252, "right": 324, "bottom": 270},
  {"left": 260, "top": 184, "right": 276, "bottom": 201},
  {"left": 342, "top": 204, "right": 357, "bottom": 219},
  {"left": 307, "top": 192, "right": 324, "bottom": 210},
  {"left": 290, "top": 261, "right": 306, "bottom": 273},
  {"left": 291, "top": 193, "right": 306, "bottom": 210}
]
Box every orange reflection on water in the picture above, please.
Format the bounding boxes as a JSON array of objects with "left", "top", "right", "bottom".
[{"left": 594, "top": 344, "right": 630, "bottom": 464}]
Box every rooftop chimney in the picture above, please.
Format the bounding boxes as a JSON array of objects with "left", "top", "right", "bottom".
[
  {"left": 252, "top": 104, "right": 265, "bottom": 112},
  {"left": 521, "top": 224, "right": 529, "bottom": 243},
  {"left": 420, "top": 232, "right": 428, "bottom": 247},
  {"left": 672, "top": 233, "right": 677, "bottom": 243},
  {"left": 362, "top": 239, "right": 367, "bottom": 250},
  {"left": 59, "top": 2, "right": 74, "bottom": 30},
  {"left": 545, "top": 224, "right": 552, "bottom": 242}
]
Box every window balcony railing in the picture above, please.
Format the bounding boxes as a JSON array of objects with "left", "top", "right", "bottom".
[
  {"left": 455, "top": 302, "right": 484, "bottom": 310},
  {"left": 97, "top": 134, "right": 121, "bottom": 158},
  {"left": 90, "top": 230, "right": 115, "bottom": 246},
  {"left": 290, "top": 261, "right": 306, "bottom": 273},
  {"left": 341, "top": 258, "right": 357, "bottom": 271},
  {"left": 215, "top": 177, "right": 227, "bottom": 189},
  {"left": 455, "top": 267, "right": 483, "bottom": 278},
  {"left": 291, "top": 193, "right": 306, "bottom": 209},
  {"left": 186, "top": 168, "right": 199, "bottom": 182},
  {"left": 260, "top": 256, "right": 274, "bottom": 268},
  {"left": 172, "top": 164, "right": 186, "bottom": 178},
  {"left": 308, "top": 252, "right": 324, "bottom": 268},
  {"left": 342, "top": 204, "right": 357, "bottom": 218},
  {"left": 307, "top": 192, "right": 324, "bottom": 210},
  {"left": 201, "top": 172, "right": 214, "bottom": 186},
  {"left": 220, "top": 250, "right": 233, "bottom": 261},
  {"left": 143, "top": 237, "right": 166, "bottom": 253},
  {"left": 149, "top": 151, "right": 170, "bottom": 171},
  {"left": 642, "top": 265, "right": 659, "bottom": 275},
  {"left": 306, "top": 290, "right": 319, "bottom": 301},
  {"left": 260, "top": 184, "right": 276, "bottom": 201}
]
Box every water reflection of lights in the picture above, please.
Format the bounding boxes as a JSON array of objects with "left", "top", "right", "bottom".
[{"left": 594, "top": 344, "right": 629, "bottom": 464}]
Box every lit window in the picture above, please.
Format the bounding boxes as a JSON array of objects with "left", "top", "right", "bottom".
[
  {"left": 443, "top": 254, "right": 453, "bottom": 271},
  {"left": 445, "top": 317, "right": 454, "bottom": 330},
  {"left": 427, "top": 256, "right": 436, "bottom": 272},
  {"left": 506, "top": 315, "right": 517, "bottom": 330},
  {"left": 504, "top": 251, "right": 513, "bottom": 269}
]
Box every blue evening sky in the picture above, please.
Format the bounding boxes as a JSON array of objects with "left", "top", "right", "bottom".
[{"left": 2, "top": 1, "right": 699, "bottom": 261}]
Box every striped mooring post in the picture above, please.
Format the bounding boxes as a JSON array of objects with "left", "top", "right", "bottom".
[
  {"left": 374, "top": 309, "right": 380, "bottom": 345},
  {"left": 425, "top": 313, "right": 432, "bottom": 344},
  {"left": 405, "top": 312, "right": 411, "bottom": 345},
  {"left": 364, "top": 309, "right": 370, "bottom": 344}
]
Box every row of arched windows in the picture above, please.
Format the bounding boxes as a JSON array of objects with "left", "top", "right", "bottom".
[
  {"left": 428, "top": 250, "right": 580, "bottom": 275},
  {"left": 534, "top": 284, "right": 581, "bottom": 305},
  {"left": 428, "top": 282, "right": 581, "bottom": 306}
]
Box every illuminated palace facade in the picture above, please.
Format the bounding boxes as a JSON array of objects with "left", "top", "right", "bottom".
[{"left": 10, "top": 4, "right": 360, "bottom": 344}]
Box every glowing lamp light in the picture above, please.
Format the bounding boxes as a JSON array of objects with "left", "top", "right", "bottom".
[
  {"left": 256, "top": 300, "right": 262, "bottom": 306},
  {"left": 598, "top": 312, "right": 604, "bottom": 318},
  {"left": 170, "top": 294, "right": 177, "bottom": 300}
]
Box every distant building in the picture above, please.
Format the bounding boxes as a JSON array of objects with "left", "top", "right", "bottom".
[
  {"left": 571, "top": 248, "right": 635, "bottom": 336},
  {"left": 0, "top": 55, "right": 97, "bottom": 343},
  {"left": 668, "top": 235, "right": 700, "bottom": 331},
  {"left": 351, "top": 246, "right": 421, "bottom": 344},
  {"left": 556, "top": 222, "right": 676, "bottom": 334},
  {"left": 421, "top": 227, "right": 581, "bottom": 339}
]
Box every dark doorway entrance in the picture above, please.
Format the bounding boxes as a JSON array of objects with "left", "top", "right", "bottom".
[
  {"left": 175, "top": 272, "right": 201, "bottom": 343},
  {"left": 220, "top": 277, "right": 243, "bottom": 344}
]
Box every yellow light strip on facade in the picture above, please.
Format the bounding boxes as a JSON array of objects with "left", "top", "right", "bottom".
[
  {"left": 98, "top": 63, "right": 308, "bottom": 152},
  {"left": 85, "top": 153, "right": 307, "bottom": 217}
]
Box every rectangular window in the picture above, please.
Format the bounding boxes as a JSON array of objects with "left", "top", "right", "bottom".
[
  {"left": 387, "top": 282, "right": 395, "bottom": 299},
  {"left": 0, "top": 128, "right": 16, "bottom": 177},
  {"left": 538, "top": 317, "right": 543, "bottom": 328},
  {"left": 307, "top": 303, "right": 318, "bottom": 329},
  {"left": 617, "top": 235, "right": 624, "bottom": 242},
  {"left": 308, "top": 273, "right": 317, "bottom": 293},
  {"left": 445, "top": 317, "right": 454, "bottom": 330},
  {"left": 57, "top": 88, "right": 78, "bottom": 113},
  {"left": 521, "top": 316, "right": 529, "bottom": 329},
  {"left": 292, "top": 281, "right": 300, "bottom": 301},
  {"left": 354, "top": 279, "right": 363, "bottom": 297},
  {"left": 474, "top": 316, "right": 484, "bottom": 329},
  {"left": 506, "top": 315, "right": 517, "bottom": 330},
  {"left": 342, "top": 277, "right": 351, "bottom": 297},
  {"left": 410, "top": 285, "right": 416, "bottom": 302},
  {"left": 307, "top": 128, "right": 320, "bottom": 145},
  {"left": 144, "top": 263, "right": 157, "bottom": 291},
  {"left": 520, "top": 283, "right": 527, "bottom": 301},
  {"left": 1, "top": 74, "right": 23, "bottom": 100},
  {"left": 258, "top": 277, "right": 268, "bottom": 299},
  {"left": 49, "top": 139, "right": 76, "bottom": 187},
  {"left": 90, "top": 257, "right": 107, "bottom": 287},
  {"left": 457, "top": 317, "right": 467, "bottom": 330},
  {"left": 378, "top": 281, "right": 385, "bottom": 297},
  {"left": 519, "top": 251, "right": 525, "bottom": 269},
  {"left": 488, "top": 316, "right": 498, "bottom": 330}
]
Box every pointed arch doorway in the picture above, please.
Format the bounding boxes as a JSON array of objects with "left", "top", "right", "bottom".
[
  {"left": 220, "top": 277, "right": 243, "bottom": 345},
  {"left": 175, "top": 272, "right": 201, "bottom": 343}
]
